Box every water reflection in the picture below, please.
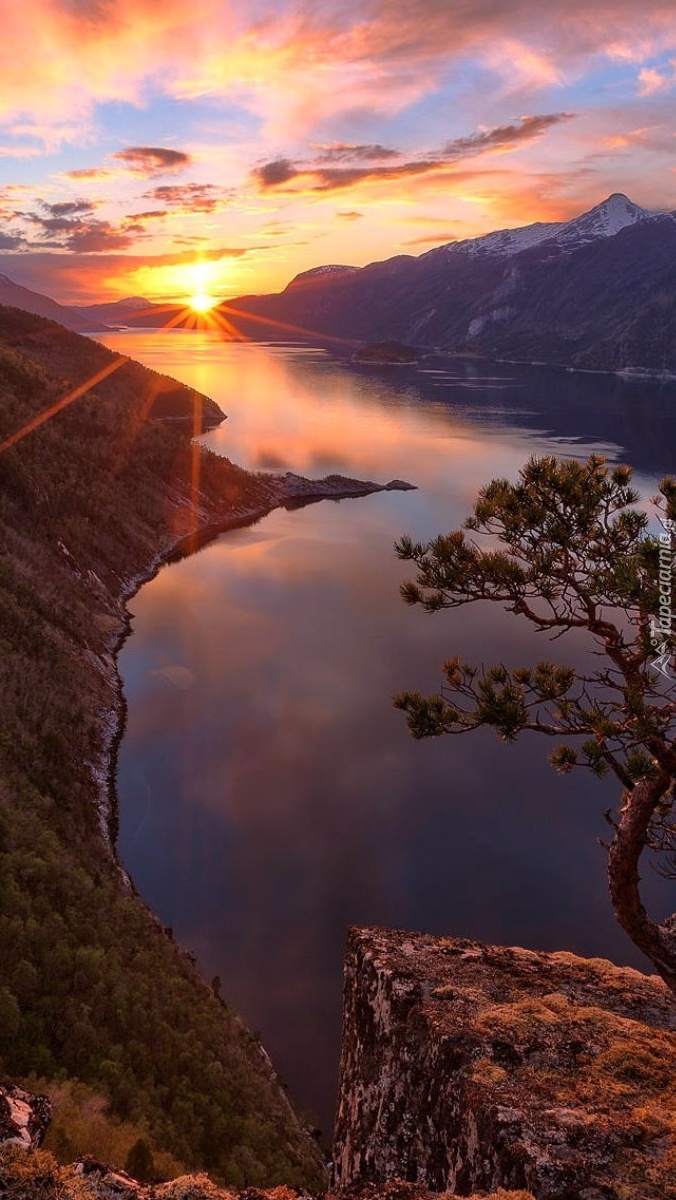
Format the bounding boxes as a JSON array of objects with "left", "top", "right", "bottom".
[{"left": 103, "top": 332, "right": 676, "bottom": 1133}]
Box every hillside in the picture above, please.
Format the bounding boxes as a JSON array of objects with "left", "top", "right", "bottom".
[
  {"left": 0, "top": 275, "right": 110, "bottom": 333},
  {"left": 0, "top": 306, "right": 325, "bottom": 1187},
  {"left": 223, "top": 194, "right": 676, "bottom": 372}
]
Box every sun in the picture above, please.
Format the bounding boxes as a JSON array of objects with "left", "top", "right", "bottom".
[
  {"left": 189, "top": 292, "right": 217, "bottom": 313},
  {"left": 184, "top": 261, "right": 221, "bottom": 313}
]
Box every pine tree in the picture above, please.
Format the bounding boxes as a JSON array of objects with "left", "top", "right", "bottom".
[{"left": 395, "top": 455, "right": 676, "bottom": 989}]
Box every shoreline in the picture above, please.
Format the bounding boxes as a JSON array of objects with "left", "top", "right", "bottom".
[{"left": 93, "top": 470, "right": 415, "bottom": 874}]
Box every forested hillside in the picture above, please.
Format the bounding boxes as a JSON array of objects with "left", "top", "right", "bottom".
[{"left": 0, "top": 306, "right": 324, "bottom": 1187}]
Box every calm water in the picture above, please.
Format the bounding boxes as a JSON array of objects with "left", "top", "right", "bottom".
[{"left": 100, "top": 330, "right": 676, "bottom": 1133}]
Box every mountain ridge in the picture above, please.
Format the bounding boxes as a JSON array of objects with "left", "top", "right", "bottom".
[
  {"left": 1, "top": 193, "right": 674, "bottom": 368},
  {"left": 0, "top": 273, "right": 111, "bottom": 332},
  {"left": 220, "top": 192, "right": 676, "bottom": 372}
]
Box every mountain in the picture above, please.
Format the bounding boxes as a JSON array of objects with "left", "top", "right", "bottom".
[
  {"left": 0, "top": 275, "right": 173, "bottom": 330},
  {"left": 224, "top": 194, "right": 676, "bottom": 372},
  {"left": 284, "top": 264, "right": 362, "bottom": 290},
  {"left": 0, "top": 273, "right": 111, "bottom": 332},
  {"left": 71, "top": 295, "right": 168, "bottom": 326}
]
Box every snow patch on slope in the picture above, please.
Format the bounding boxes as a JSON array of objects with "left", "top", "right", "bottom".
[{"left": 426, "top": 193, "right": 672, "bottom": 263}]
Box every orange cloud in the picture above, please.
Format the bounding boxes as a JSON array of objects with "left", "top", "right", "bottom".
[
  {"left": 0, "top": 0, "right": 675, "bottom": 143},
  {"left": 400, "top": 231, "right": 459, "bottom": 246},
  {"left": 112, "top": 145, "right": 192, "bottom": 175},
  {"left": 142, "top": 184, "right": 226, "bottom": 213},
  {"left": 252, "top": 114, "right": 574, "bottom": 194},
  {"left": 64, "top": 168, "right": 115, "bottom": 181}
]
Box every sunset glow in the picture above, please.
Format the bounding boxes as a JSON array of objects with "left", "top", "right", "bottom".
[
  {"left": 0, "top": 1, "right": 675, "bottom": 304},
  {"left": 189, "top": 293, "right": 217, "bottom": 313}
]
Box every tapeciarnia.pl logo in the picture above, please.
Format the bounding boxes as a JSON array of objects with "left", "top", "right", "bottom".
[{"left": 650, "top": 518, "right": 675, "bottom": 681}]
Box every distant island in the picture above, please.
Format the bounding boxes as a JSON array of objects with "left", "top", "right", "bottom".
[{"left": 354, "top": 341, "right": 421, "bottom": 364}]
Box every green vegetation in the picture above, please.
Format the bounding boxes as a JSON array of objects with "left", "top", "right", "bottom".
[
  {"left": 394, "top": 455, "right": 676, "bottom": 991},
  {"left": 27, "top": 1079, "right": 183, "bottom": 1179},
  {"left": 470, "top": 990, "right": 676, "bottom": 1197},
  {"left": 0, "top": 306, "right": 323, "bottom": 1187}
]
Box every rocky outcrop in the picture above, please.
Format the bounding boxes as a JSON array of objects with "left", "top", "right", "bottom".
[
  {"left": 0, "top": 1149, "right": 534, "bottom": 1200},
  {"left": 0, "top": 1085, "right": 529, "bottom": 1200},
  {"left": 0, "top": 1085, "right": 50, "bottom": 1150},
  {"left": 333, "top": 927, "right": 676, "bottom": 1199}
]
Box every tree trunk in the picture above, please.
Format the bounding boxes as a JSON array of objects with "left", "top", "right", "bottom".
[{"left": 607, "top": 774, "right": 676, "bottom": 994}]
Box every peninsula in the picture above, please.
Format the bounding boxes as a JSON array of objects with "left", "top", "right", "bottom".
[{"left": 0, "top": 305, "right": 410, "bottom": 1185}]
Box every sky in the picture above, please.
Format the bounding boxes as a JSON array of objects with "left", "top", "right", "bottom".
[{"left": 1, "top": 0, "right": 676, "bottom": 305}]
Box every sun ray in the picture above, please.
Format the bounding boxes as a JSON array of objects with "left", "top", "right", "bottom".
[
  {"left": 217, "top": 303, "right": 359, "bottom": 349},
  {"left": 0, "top": 355, "right": 128, "bottom": 455}
]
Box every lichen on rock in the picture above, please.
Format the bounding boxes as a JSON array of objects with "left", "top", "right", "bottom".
[{"left": 333, "top": 927, "right": 676, "bottom": 1199}]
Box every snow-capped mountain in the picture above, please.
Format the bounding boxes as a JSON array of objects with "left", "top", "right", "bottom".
[
  {"left": 228, "top": 194, "right": 676, "bottom": 371},
  {"left": 431, "top": 192, "right": 670, "bottom": 261},
  {"left": 70, "top": 295, "right": 158, "bottom": 325},
  {"left": 284, "top": 264, "right": 362, "bottom": 290}
]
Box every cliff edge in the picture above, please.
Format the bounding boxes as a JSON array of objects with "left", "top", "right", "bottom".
[{"left": 333, "top": 927, "right": 676, "bottom": 1199}]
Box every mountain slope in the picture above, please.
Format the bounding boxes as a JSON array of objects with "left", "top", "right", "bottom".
[
  {"left": 0, "top": 274, "right": 111, "bottom": 332},
  {"left": 224, "top": 194, "right": 676, "bottom": 371},
  {"left": 71, "top": 296, "right": 167, "bottom": 327},
  {"left": 0, "top": 306, "right": 324, "bottom": 1188}
]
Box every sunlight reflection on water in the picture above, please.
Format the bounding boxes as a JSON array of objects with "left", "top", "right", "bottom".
[{"left": 99, "top": 331, "right": 676, "bottom": 1130}]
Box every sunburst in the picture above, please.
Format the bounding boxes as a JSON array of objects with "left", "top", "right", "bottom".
[{"left": 189, "top": 292, "right": 217, "bottom": 313}]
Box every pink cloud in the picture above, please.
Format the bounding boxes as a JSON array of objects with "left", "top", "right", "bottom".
[
  {"left": 0, "top": 1, "right": 675, "bottom": 142},
  {"left": 637, "top": 65, "right": 674, "bottom": 94}
]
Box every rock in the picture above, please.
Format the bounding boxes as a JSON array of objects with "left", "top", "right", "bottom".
[
  {"left": 76, "top": 1154, "right": 110, "bottom": 1174},
  {"left": 353, "top": 343, "right": 420, "bottom": 365},
  {"left": 276, "top": 473, "right": 416, "bottom": 503},
  {"left": 0, "top": 1083, "right": 50, "bottom": 1150},
  {"left": 332, "top": 927, "right": 676, "bottom": 1199}
]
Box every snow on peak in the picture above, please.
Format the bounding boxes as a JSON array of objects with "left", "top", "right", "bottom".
[
  {"left": 423, "top": 193, "right": 671, "bottom": 262},
  {"left": 438, "top": 219, "right": 565, "bottom": 260},
  {"left": 113, "top": 296, "right": 152, "bottom": 309},
  {"left": 560, "top": 193, "right": 657, "bottom": 241},
  {"left": 286, "top": 264, "right": 360, "bottom": 289}
]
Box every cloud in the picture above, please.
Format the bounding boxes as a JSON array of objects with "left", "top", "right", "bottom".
[
  {"left": 124, "top": 210, "right": 169, "bottom": 221},
  {"left": 41, "top": 198, "right": 97, "bottom": 216},
  {"left": 336, "top": 210, "right": 364, "bottom": 220},
  {"left": 0, "top": 144, "right": 44, "bottom": 159},
  {"left": 0, "top": 232, "right": 24, "bottom": 249},
  {"left": 142, "top": 184, "right": 224, "bottom": 212},
  {"left": 637, "top": 65, "right": 674, "bottom": 94},
  {"left": 0, "top": 0, "right": 674, "bottom": 145},
  {"left": 312, "top": 143, "right": 400, "bottom": 163},
  {"left": 252, "top": 114, "right": 575, "bottom": 194},
  {"left": 441, "top": 113, "right": 574, "bottom": 158},
  {"left": 64, "top": 167, "right": 114, "bottom": 180},
  {"left": 253, "top": 159, "right": 299, "bottom": 189},
  {"left": 61, "top": 222, "right": 136, "bottom": 252},
  {"left": 112, "top": 145, "right": 192, "bottom": 176},
  {"left": 21, "top": 204, "right": 138, "bottom": 252},
  {"left": 0, "top": 244, "right": 264, "bottom": 303},
  {"left": 400, "top": 231, "right": 459, "bottom": 246}
]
